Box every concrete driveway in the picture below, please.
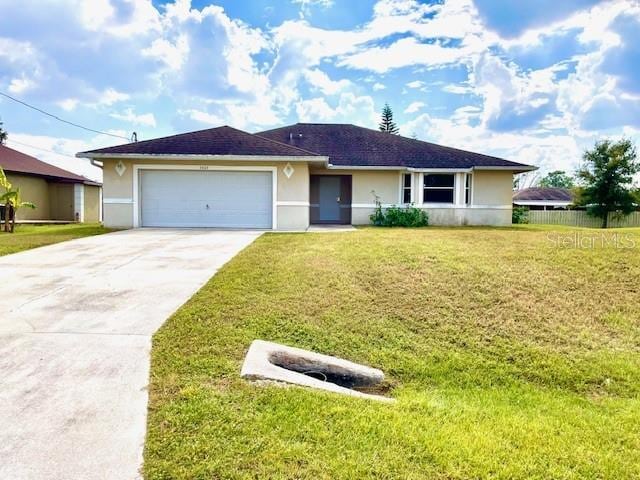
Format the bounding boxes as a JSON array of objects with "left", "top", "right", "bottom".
[{"left": 0, "top": 229, "right": 262, "bottom": 480}]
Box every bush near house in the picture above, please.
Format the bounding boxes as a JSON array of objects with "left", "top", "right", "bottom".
[
  {"left": 512, "top": 206, "right": 529, "bottom": 224},
  {"left": 370, "top": 201, "right": 429, "bottom": 227}
]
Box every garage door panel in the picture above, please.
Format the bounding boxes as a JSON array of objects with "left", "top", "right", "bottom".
[{"left": 140, "top": 170, "right": 272, "bottom": 228}]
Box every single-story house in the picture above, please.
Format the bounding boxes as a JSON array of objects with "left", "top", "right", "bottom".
[
  {"left": 77, "top": 123, "right": 536, "bottom": 230},
  {"left": 0, "top": 144, "right": 102, "bottom": 222},
  {"left": 513, "top": 187, "right": 573, "bottom": 210}
]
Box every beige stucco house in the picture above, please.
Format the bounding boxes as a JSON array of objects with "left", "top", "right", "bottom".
[
  {"left": 77, "top": 123, "right": 535, "bottom": 230},
  {"left": 1, "top": 145, "right": 102, "bottom": 222}
]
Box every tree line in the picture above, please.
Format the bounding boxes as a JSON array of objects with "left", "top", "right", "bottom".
[{"left": 531, "top": 140, "right": 639, "bottom": 228}]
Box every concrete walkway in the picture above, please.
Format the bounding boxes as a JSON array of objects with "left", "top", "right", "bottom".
[{"left": 0, "top": 229, "right": 262, "bottom": 480}]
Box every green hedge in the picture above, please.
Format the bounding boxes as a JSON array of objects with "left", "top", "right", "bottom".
[
  {"left": 370, "top": 202, "right": 429, "bottom": 227},
  {"left": 512, "top": 206, "right": 529, "bottom": 224}
]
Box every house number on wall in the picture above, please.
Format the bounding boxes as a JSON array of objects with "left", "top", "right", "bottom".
[{"left": 199, "top": 165, "right": 209, "bottom": 170}]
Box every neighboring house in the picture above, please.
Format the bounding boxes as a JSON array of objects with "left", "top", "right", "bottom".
[
  {"left": 0, "top": 144, "right": 102, "bottom": 222},
  {"left": 513, "top": 187, "right": 574, "bottom": 210},
  {"left": 77, "top": 123, "right": 535, "bottom": 230}
]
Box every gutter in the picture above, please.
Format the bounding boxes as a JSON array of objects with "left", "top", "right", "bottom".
[
  {"left": 76, "top": 153, "right": 536, "bottom": 173},
  {"left": 76, "top": 153, "right": 328, "bottom": 165},
  {"left": 513, "top": 200, "right": 572, "bottom": 207},
  {"left": 327, "top": 164, "right": 406, "bottom": 170},
  {"left": 327, "top": 165, "right": 538, "bottom": 173},
  {"left": 473, "top": 165, "right": 538, "bottom": 173}
]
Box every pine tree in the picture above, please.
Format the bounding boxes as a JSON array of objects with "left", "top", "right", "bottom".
[{"left": 378, "top": 103, "right": 399, "bottom": 134}]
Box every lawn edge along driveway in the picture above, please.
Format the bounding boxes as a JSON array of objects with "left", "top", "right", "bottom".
[{"left": 0, "top": 229, "right": 262, "bottom": 480}]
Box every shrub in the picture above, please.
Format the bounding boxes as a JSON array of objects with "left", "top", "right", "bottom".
[
  {"left": 370, "top": 200, "right": 429, "bottom": 227},
  {"left": 512, "top": 206, "right": 529, "bottom": 224}
]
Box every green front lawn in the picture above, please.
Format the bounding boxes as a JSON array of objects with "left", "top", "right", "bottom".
[
  {"left": 146, "top": 226, "right": 640, "bottom": 479},
  {"left": 0, "top": 223, "right": 111, "bottom": 256}
]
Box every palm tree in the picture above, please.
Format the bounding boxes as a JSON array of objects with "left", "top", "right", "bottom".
[
  {"left": 0, "top": 167, "right": 36, "bottom": 232},
  {"left": 0, "top": 167, "right": 10, "bottom": 229},
  {"left": 1, "top": 188, "right": 36, "bottom": 232}
]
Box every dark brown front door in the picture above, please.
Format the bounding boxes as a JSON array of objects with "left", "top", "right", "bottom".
[{"left": 310, "top": 175, "right": 352, "bottom": 224}]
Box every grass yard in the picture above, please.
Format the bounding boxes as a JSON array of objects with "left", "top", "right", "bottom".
[
  {"left": 0, "top": 223, "right": 111, "bottom": 256},
  {"left": 146, "top": 226, "right": 640, "bottom": 479}
]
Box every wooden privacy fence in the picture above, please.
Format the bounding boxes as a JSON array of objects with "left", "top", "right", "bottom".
[{"left": 527, "top": 210, "right": 640, "bottom": 228}]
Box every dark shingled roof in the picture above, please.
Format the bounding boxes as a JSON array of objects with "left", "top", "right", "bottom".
[
  {"left": 256, "top": 123, "right": 533, "bottom": 170},
  {"left": 1, "top": 144, "right": 99, "bottom": 184},
  {"left": 80, "top": 126, "right": 321, "bottom": 157},
  {"left": 79, "top": 123, "right": 535, "bottom": 171},
  {"left": 513, "top": 187, "right": 573, "bottom": 202}
]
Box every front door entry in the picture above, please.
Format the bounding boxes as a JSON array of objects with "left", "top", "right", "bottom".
[{"left": 310, "top": 175, "right": 352, "bottom": 224}]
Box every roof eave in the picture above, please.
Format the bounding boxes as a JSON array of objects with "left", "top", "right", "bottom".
[
  {"left": 473, "top": 165, "right": 538, "bottom": 173},
  {"left": 76, "top": 153, "right": 328, "bottom": 164},
  {"left": 1, "top": 168, "right": 91, "bottom": 184},
  {"left": 327, "top": 164, "right": 538, "bottom": 172},
  {"left": 327, "top": 164, "right": 407, "bottom": 170},
  {"left": 513, "top": 200, "right": 573, "bottom": 206}
]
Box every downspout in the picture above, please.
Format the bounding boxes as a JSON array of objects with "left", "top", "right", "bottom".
[{"left": 89, "top": 158, "right": 103, "bottom": 222}]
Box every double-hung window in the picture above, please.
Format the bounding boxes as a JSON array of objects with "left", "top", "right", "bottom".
[
  {"left": 423, "top": 174, "right": 455, "bottom": 203},
  {"left": 465, "top": 174, "right": 472, "bottom": 205},
  {"left": 402, "top": 173, "right": 412, "bottom": 204}
]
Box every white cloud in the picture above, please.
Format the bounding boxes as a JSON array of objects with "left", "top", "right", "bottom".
[
  {"left": 271, "top": 0, "right": 488, "bottom": 76},
  {"left": 303, "top": 69, "right": 351, "bottom": 95},
  {"left": 442, "top": 84, "right": 473, "bottom": 94},
  {"left": 98, "top": 88, "right": 130, "bottom": 106},
  {"left": 292, "top": 0, "right": 334, "bottom": 18},
  {"left": 57, "top": 99, "right": 80, "bottom": 111},
  {"left": 110, "top": 108, "right": 157, "bottom": 127},
  {"left": 499, "top": 0, "right": 629, "bottom": 50},
  {"left": 338, "top": 37, "right": 478, "bottom": 73},
  {"left": 406, "top": 80, "right": 426, "bottom": 88},
  {"left": 152, "top": 3, "right": 270, "bottom": 98},
  {"left": 404, "top": 111, "right": 584, "bottom": 174},
  {"left": 225, "top": 100, "right": 282, "bottom": 128},
  {"left": 5, "top": 133, "right": 104, "bottom": 182},
  {"left": 468, "top": 53, "right": 559, "bottom": 130},
  {"left": 79, "top": 0, "right": 161, "bottom": 37},
  {"left": 180, "top": 109, "right": 224, "bottom": 126},
  {"left": 142, "top": 37, "right": 189, "bottom": 71},
  {"left": 0, "top": 0, "right": 276, "bottom": 130},
  {"left": 404, "top": 101, "right": 425, "bottom": 114},
  {"left": 77, "top": 0, "right": 115, "bottom": 32},
  {"left": 0, "top": 0, "right": 638, "bottom": 175},
  {"left": 8, "top": 77, "right": 34, "bottom": 94},
  {"left": 294, "top": 93, "right": 377, "bottom": 126},
  {"left": 335, "top": 93, "right": 378, "bottom": 127},
  {"left": 295, "top": 97, "right": 335, "bottom": 121}
]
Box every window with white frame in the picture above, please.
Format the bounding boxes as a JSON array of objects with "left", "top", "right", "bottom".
[
  {"left": 402, "top": 173, "right": 412, "bottom": 204},
  {"left": 423, "top": 174, "right": 455, "bottom": 203},
  {"left": 465, "top": 174, "right": 472, "bottom": 205}
]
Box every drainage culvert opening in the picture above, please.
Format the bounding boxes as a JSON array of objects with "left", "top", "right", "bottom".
[{"left": 268, "top": 351, "right": 382, "bottom": 389}]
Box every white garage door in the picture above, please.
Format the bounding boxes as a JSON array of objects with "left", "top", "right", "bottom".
[{"left": 140, "top": 169, "right": 273, "bottom": 228}]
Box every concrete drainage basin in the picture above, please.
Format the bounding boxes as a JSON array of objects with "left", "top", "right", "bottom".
[{"left": 240, "top": 340, "right": 394, "bottom": 402}]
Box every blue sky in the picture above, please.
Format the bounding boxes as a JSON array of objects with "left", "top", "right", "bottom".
[{"left": 0, "top": 0, "right": 639, "bottom": 182}]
